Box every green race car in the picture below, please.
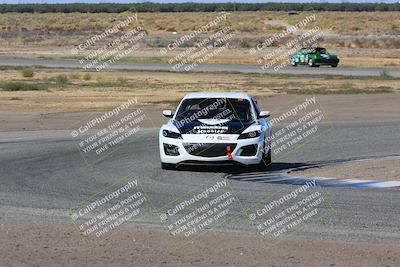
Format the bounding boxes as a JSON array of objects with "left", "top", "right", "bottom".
[{"left": 289, "top": 47, "right": 339, "bottom": 67}]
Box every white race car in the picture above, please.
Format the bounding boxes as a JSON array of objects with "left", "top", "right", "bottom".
[{"left": 159, "top": 92, "right": 272, "bottom": 170}]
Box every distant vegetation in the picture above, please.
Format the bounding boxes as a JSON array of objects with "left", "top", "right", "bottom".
[
  {"left": 21, "top": 67, "right": 35, "bottom": 78},
  {"left": 1, "top": 11, "right": 398, "bottom": 50},
  {"left": 0, "top": 2, "right": 399, "bottom": 13},
  {"left": 0, "top": 81, "right": 47, "bottom": 91}
]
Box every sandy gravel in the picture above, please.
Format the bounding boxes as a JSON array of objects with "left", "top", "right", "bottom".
[{"left": 1, "top": 220, "right": 399, "bottom": 267}]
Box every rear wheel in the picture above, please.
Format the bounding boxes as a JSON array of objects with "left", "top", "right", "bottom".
[
  {"left": 161, "top": 162, "right": 176, "bottom": 170},
  {"left": 331, "top": 63, "right": 338, "bottom": 68},
  {"left": 290, "top": 58, "right": 297, "bottom": 66}
]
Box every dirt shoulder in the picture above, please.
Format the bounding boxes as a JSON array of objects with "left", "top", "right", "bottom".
[
  {"left": 1, "top": 93, "right": 400, "bottom": 132},
  {"left": 0, "top": 68, "right": 399, "bottom": 112},
  {"left": 292, "top": 157, "right": 400, "bottom": 182},
  {"left": 1, "top": 219, "right": 399, "bottom": 267}
]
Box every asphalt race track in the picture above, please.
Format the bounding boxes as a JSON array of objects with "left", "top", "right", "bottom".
[
  {"left": 1, "top": 58, "right": 400, "bottom": 77},
  {"left": 1, "top": 121, "right": 400, "bottom": 244}
]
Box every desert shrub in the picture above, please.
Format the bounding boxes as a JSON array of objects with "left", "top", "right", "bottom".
[
  {"left": 117, "top": 77, "right": 127, "bottom": 85},
  {"left": 21, "top": 67, "right": 35, "bottom": 78},
  {"left": 69, "top": 73, "right": 80, "bottom": 80},
  {"left": 83, "top": 73, "right": 92, "bottom": 81},
  {"left": 54, "top": 74, "right": 69, "bottom": 87},
  {"left": 0, "top": 81, "right": 47, "bottom": 91}
]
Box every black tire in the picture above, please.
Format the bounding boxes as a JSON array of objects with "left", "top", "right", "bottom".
[
  {"left": 290, "top": 58, "right": 297, "bottom": 67},
  {"left": 161, "top": 162, "right": 176, "bottom": 170},
  {"left": 331, "top": 63, "right": 338, "bottom": 68},
  {"left": 263, "top": 147, "right": 272, "bottom": 165},
  {"left": 258, "top": 143, "right": 272, "bottom": 170},
  {"left": 308, "top": 59, "right": 319, "bottom": 67}
]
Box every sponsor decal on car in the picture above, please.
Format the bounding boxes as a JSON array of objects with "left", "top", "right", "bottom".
[{"left": 192, "top": 125, "right": 228, "bottom": 134}]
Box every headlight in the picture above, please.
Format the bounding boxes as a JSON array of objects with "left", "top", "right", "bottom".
[
  {"left": 238, "top": 130, "right": 260, "bottom": 139},
  {"left": 162, "top": 130, "right": 182, "bottom": 139}
]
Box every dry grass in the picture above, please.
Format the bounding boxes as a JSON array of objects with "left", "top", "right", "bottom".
[
  {"left": 0, "top": 12, "right": 399, "bottom": 68},
  {"left": 286, "top": 12, "right": 400, "bottom": 35},
  {"left": 0, "top": 68, "right": 398, "bottom": 111},
  {"left": 1, "top": 11, "right": 398, "bottom": 35},
  {"left": 0, "top": 11, "right": 399, "bottom": 48},
  {"left": 0, "top": 11, "right": 399, "bottom": 68}
]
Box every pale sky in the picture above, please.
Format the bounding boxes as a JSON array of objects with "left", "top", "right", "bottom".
[{"left": 0, "top": 1, "right": 397, "bottom": 4}]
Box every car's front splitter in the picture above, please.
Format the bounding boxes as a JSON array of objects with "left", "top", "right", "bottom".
[{"left": 159, "top": 136, "right": 265, "bottom": 166}]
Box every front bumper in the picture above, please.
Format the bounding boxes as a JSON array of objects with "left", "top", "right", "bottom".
[{"left": 159, "top": 133, "right": 266, "bottom": 166}]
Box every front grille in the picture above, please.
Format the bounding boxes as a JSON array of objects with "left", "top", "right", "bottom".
[{"left": 183, "top": 143, "right": 237, "bottom": 157}]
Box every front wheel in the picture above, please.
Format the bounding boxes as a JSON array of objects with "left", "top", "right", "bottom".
[
  {"left": 290, "top": 58, "right": 297, "bottom": 66},
  {"left": 258, "top": 144, "right": 272, "bottom": 170},
  {"left": 331, "top": 63, "right": 338, "bottom": 68},
  {"left": 308, "top": 59, "right": 319, "bottom": 67}
]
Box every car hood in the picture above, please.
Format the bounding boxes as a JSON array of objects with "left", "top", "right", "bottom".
[{"left": 172, "top": 119, "right": 254, "bottom": 134}]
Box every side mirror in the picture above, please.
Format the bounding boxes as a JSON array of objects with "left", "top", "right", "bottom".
[
  {"left": 163, "top": 110, "right": 174, "bottom": 118},
  {"left": 259, "top": 111, "right": 271, "bottom": 118}
]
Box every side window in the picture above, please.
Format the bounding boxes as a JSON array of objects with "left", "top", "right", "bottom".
[{"left": 252, "top": 99, "right": 261, "bottom": 118}]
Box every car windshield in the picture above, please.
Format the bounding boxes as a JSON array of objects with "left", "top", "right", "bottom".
[
  {"left": 175, "top": 98, "right": 253, "bottom": 122},
  {"left": 312, "top": 48, "right": 327, "bottom": 54}
]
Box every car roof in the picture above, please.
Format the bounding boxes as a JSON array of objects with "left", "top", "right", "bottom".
[
  {"left": 183, "top": 92, "right": 252, "bottom": 100},
  {"left": 302, "top": 47, "right": 325, "bottom": 50}
]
